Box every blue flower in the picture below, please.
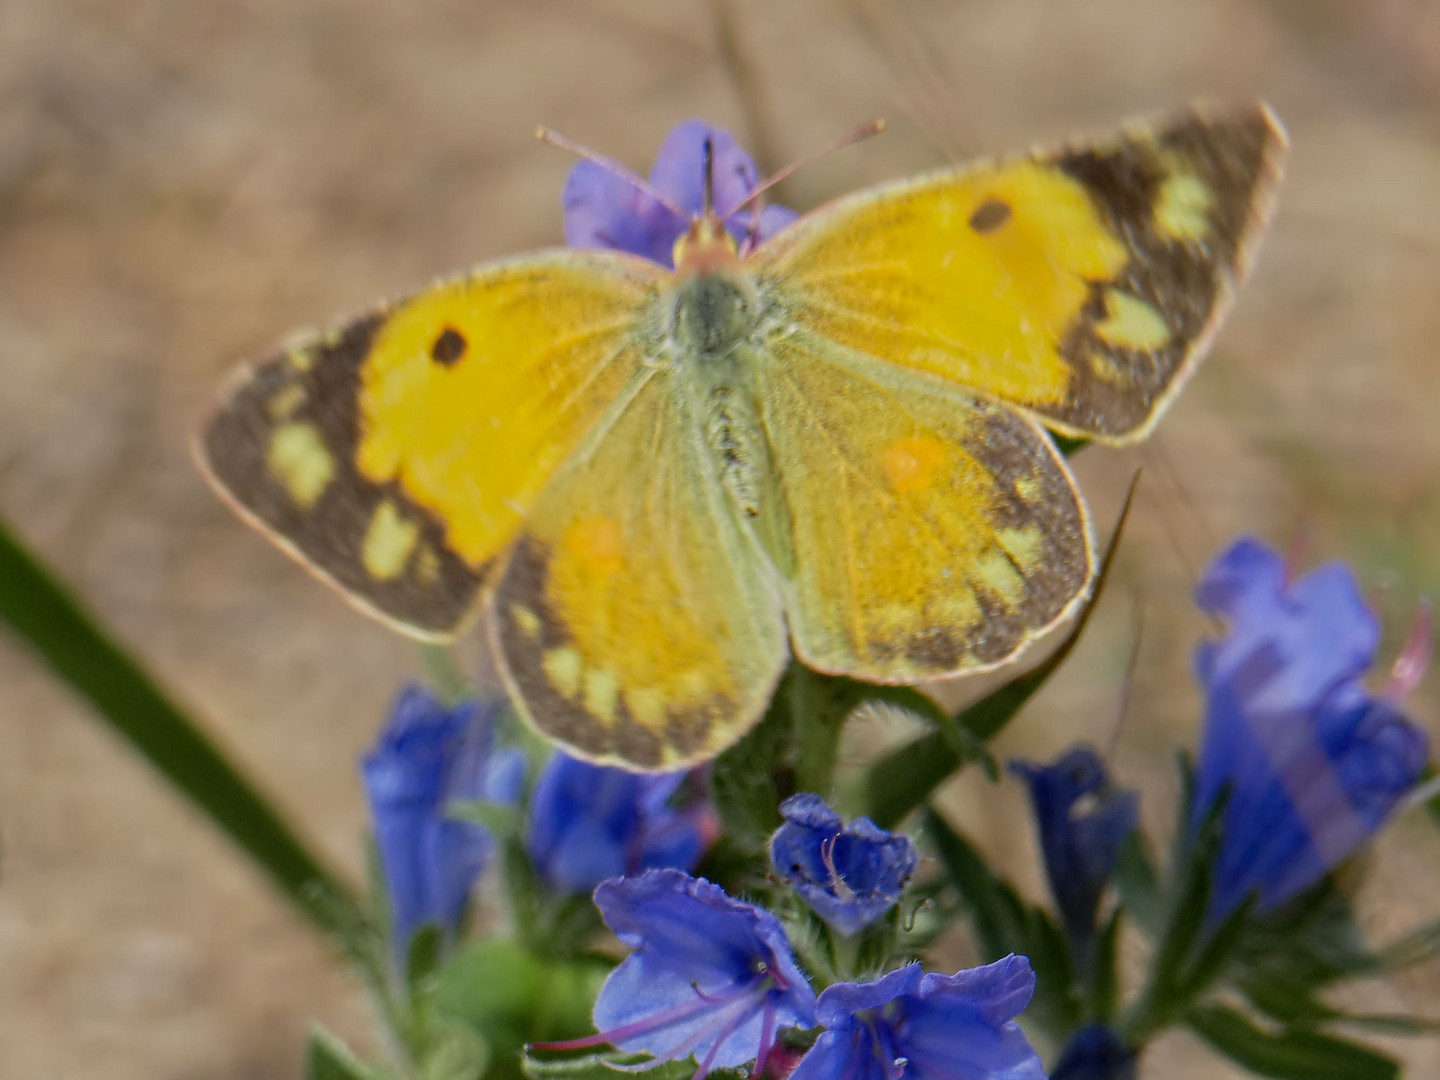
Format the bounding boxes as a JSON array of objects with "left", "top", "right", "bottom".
[
  {"left": 770, "top": 793, "right": 918, "bottom": 936},
  {"left": 536, "top": 869, "right": 816, "bottom": 1078},
  {"left": 790, "top": 957, "right": 1045, "bottom": 1080},
  {"left": 525, "top": 753, "right": 715, "bottom": 894},
  {"left": 1191, "top": 538, "right": 1429, "bottom": 917},
  {"left": 1050, "top": 1026, "right": 1137, "bottom": 1080},
  {"left": 361, "top": 686, "right": 526, "bottom": 959},
  {"left": 1011, "top": 748, "right": 1137, "bottom": 947},
  {"left": 563, "top": 119, "right": 798, "bottom": 266}
]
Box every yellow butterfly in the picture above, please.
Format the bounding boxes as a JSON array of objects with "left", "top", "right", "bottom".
[{"left": 199, "top": 104, "right": 1286, "bottom": 771}]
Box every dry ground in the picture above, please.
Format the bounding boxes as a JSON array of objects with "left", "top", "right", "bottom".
[{"left": 2, "top": 1, "right": 1439, "bottom": 1076}]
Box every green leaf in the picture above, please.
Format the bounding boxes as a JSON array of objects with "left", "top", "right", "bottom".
[
  {"left": 449, "top": 799, "right": 524, "bottom": 837},
  {"left": 408, "top": 923, "right": 445, "bottom": 996},
  {"left": 1241, "top": 975, "right": 1440, "bottom": 1036},
  {"left": 523, "top": 1051, "right": 695, "bottom": 1080},
  {"left": 419, "top": 1019, "right": 490, "bottom": 1080},
  {"left": 1023, "top": 905, "right": 1081, "bottom": 1040},
  {"left": 1090, "top": 906, "right": 1123, "bottom": 1022},
  {"left": 434, "top": 938, "right": 608, "bottom": 1080},
  {"left": 0, "top": 512, "right": 364, "bottom": 948},
  {"left": 922, "top": 809, "right": 1029, "bottom": 962},
  {"left": 306, "top": 1027, "right": 379, "bottom": 1080},
  {"left": 712, "top": 674, "right": 796, "bottom": 847},
  {"left": 1111, "top": 832, "right": 1163, "bottom": 936},
  {"left": 1179, "top": 892, "right": 1255, "bottom": 999},
  {"left": 1187, "top": 1005, "right": 1399, "bottom": 1080},
  {"left": 862, "top": 476, "right": 1140, "bottom": 828}
]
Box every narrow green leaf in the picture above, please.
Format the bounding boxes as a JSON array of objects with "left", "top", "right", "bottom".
[
  {"left": 1187, "top": 1006, "right": 1399, "bottom": 1080},
  {"left": 1024, "top": 905, "right": 1081, "bottom": 1040},
  {"left": 0, "top": 513, "right": 363, "bottom": 945},
  {"left": 449, "top": 799, "right": 524, "bottom": 837},
  {"left": 408, "top": 923, "right": 445, "bottom": 995},
  {"left": 862, "top": 476, "right": 1140, "bottom": 827},
  {"left": 1090, "top": 906, "right": 1123, "bottom": 1022},
  {"left": 922, "top": 809, "right": 1029, "bottom": 961},
  {"left": 523, "top": 1051, "right": 693, "bottom": 1080},
  {"left": 1111, "top": 832, "right": 1163, "bottom": 936},
  {"left": 306, "top": 1027, "right": 379, "bottom": 1080},
  {"left": 1179, "top": 893, "right": 1255, "bottom": 999},
  {"left": 419, "top": 1020, "right": 490, "bottom": 1080}
]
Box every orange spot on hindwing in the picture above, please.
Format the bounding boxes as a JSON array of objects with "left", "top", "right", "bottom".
[
  {"left": 563, "top": 516, "right": 626, "bottom": 576},
  {"left": 881, "top": 436, "right": 946, "bottom": 494}
]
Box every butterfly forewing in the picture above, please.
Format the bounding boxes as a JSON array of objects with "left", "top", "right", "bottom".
[
  {"left": 199, "top": 251, "right": 663, "bottom": 638},
  {"left": 752, "top": 102, "right": 1287, "bottom": 443}
]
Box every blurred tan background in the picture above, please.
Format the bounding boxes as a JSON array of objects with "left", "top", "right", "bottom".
[{"left": 2, "top": 0, "right": 1439, "bottom": 1076}]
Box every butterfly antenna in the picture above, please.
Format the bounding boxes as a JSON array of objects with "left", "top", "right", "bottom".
[
  {"left": 536, "top": 126, "right": 689, "bottom": 221},
  {"left": 723, "top": 119, "right": 885, "bottom": 218}
]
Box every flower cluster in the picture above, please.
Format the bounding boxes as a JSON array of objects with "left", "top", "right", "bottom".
[{"left": 540, "top": 868, "right": 1045, "bottom": 1080}]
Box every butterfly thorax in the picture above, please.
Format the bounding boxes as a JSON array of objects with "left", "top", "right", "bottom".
[
  {"left": 668, "top": 217, "right": 761, "bottom": 362},
  {"left": 662, "top": 215, "right": 777, "bottom": 527}
]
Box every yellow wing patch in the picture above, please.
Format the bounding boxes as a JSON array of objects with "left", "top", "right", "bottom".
[
  {"left": 754, "top": 103, "right": 1286, "bottom": 443},
  {"left": 199, "top": 251, "right": 664, "bottom": 638}
]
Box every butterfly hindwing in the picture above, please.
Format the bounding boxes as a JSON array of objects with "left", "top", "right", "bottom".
[
  {"left": 490, "top": 372, "right": 788, "bottom": 769},
  {"left": 200, "top": 251, "right": 664, "bottom": 638},
  {"left": 754, "top": 102, "right": 1286, "bottom": 442},
  {"left": 750, "top": 330, "right": 1092, "bottom": 683}
]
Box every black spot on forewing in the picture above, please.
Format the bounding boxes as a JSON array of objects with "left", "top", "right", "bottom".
[
  {"left": 968, "top": 198, "right": 1012, "bottom": 233},
  {"left": 431, "top": 326, "right": 467, "bottom": 366},
  {"left": 201, "top": 310, "right": 484, "bottom": 635}
]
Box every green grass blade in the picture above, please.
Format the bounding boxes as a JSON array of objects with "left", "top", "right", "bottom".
[{"left": 0, "top": 515, "right": 364, "bottom": 945}]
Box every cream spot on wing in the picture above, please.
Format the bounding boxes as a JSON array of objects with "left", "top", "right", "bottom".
[
  {"left": 583, "top": 667, "right": 620, "bottom": 724},
  {"left": 267, "top": 423, "right": 333, "bottom": 509},
  {"left": 881, "top": 435, "right": 947, "bottom": 495},
  {"left": 974, "top": 549, "right": 1027, "bottom": 605},
  {"left": 362, "top": 500, "right": 421, "bottom": 580},
  {"left": 1087, "top": 352, "right": 1128, "bottom": 384},
  {"left": 414, "top": 544, "right": 441, "bottom": 586},
  {"left": 676, "top": 668, "right": 713, "bottom": 704},
  {"left": 543, "top": 647, "right": 583, "bottom": 700},
  {"left": 1154, "top": 172, "right": 1213, "bottom": 242},
  {"left": 627, "top": 687, "right": 665, "bottom": 732},
  {"left": 1014, "top": 477, "right": 1041, "bottom": 501},
  {"left": 996, "top": 525, "right": 1045, "bottom": 571},
  {"left": 1095, "top": 289, "right": 1171, "bottom": 352},
  {"left": 510, "top": 604, "right": 541, "bottom": 641},
  {"left": 266, "top": 384, "right": 307, "bottom": 421},
  {"left": 285, "top": 342, "right": 314, "bottom": 372}
]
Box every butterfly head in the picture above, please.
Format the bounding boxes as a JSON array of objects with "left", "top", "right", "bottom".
[{"left": 672, "top": 213, "right": 742, "bottom": 278}]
